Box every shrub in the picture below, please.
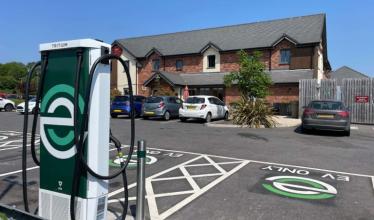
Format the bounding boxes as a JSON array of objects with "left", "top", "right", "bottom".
[
  {"left": 110, "top": 88, "right": 122, "bottom": 100},
  {"left": 231, "top": 97, "right": 277, "bottom": 128}
]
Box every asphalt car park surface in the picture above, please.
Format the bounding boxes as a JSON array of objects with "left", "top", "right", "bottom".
[{"left": 0, "top": 111, "right": 374, "bottom": 219}]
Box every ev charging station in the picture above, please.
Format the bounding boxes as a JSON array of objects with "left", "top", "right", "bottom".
[
  {"left": 38, "top": 39, "right": 111, "bottom": 220},
  {"left": 7, "top": 38, "right": 144, "bottom": 220}
]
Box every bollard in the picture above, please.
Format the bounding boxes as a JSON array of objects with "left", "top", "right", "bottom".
[{"left": 136, "top": 140, "right": 146, "bottom": 220}]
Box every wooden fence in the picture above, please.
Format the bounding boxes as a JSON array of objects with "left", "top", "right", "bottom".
[
  {"left": 299, "top": 78, "right": 374, "bottom": 124},
  {"left": 342, "top": 78, "right": 374, "bottom": 124}
]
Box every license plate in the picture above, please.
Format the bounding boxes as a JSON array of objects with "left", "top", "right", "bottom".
[
  {"left": 186, "top": 106, "right": 196, "bottom": 110},
  {"left": 113, "top": 110, "right": 122, "bottom": 113},
  {"left": 144, "top": 111, "right": 155, "bottom": 115},
  {"left": 317, "top": 114, "right": 334, "bottom": 119}
]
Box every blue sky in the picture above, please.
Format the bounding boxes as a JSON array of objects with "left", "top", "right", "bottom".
[{"left": 0, "top": 0, "right": 373, "bottom": 76}]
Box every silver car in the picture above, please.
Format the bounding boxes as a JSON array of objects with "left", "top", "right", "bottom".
[
  {"left": 142, "top": 96, "right": 182, "bottom": 120},
  {"left": 301, "top": 100, "right": 351, "bottom": 136}
]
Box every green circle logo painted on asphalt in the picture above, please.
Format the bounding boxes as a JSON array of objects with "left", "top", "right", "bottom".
[
  {"left": 40, "top": 84, "right": 84, "bottom": 159},
  {"left": 109, "top": 154, "right": 157, "bottom": 169},
  {"left": 262, "top": 175, "right": 337, "bottom": 200}
]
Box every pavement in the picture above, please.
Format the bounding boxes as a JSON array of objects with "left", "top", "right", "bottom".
[
  {"left": 0, "top": 112, "right": 374, "bottom": 220},
  {"left": 206, "top": 115, "right": 301, "bottom": 128}
]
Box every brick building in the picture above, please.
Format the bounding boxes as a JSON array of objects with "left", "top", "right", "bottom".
[{"left": 111, "top": 14, "right": 331, "bottom": 110}]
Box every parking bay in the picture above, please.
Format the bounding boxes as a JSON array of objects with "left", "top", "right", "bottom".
[
  {"left": 108, "top": 148, "right": 374, "bottom": 220},
  {"left": 0, "top": 130, "right": 374, "bottom": 219}
]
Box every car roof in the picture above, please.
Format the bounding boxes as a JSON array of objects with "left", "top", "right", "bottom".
[
  {"left": 310, "top": 100, "right": 343, "bottom": 103},
  {"left": 187, "top": 95, "right": 216, "bottom": 98}
]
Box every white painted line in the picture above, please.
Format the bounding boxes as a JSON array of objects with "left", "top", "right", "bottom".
[
  {"left": 159, "top": 161, "right": 250, "bottom": 219},
  {"left": 108, "top": 155, "right": 204, "bottom": 198},
  {"left": 150, "top": 147, "right": 245, "bottom": 162},
  {"left": 150, "top": 146, "right": 374, "bottom": 178},
  {"left": 0, "top": 166, "right": 39, "bottom": 177},
  {"left": 248, "top": 159, "right": 374, "bottom": 178},
  {"left": 0, "top": 146, "right": 23, "bottom": 151},
  {"left": 371, "top": 177, "right": 374, "bottom": 191},
  {"left": 184, "top": 161, "right": 243, "bottom": 167},
  {"left": 152, "top": 173, "right": 222, "bottom": 182},
  {"left": 203, "top": 155, "right": 226, "bottom": 174},
  {"left": 0, "top": 147, "right": 126, "bottom": 178},
  {"left": 108, "top": 190, "right": 195, "bottom": 204},
  {"left": 179, "top": 166, "right": 200, "bottom": 191},
  {"left": 0, "top": 141, "right": 12, "bottom": 148},
  {"left": 146, "top": 178, "right": 160, "bottom": 219},
  {"left": 350, "top": 126, "right": 359, "bottom": 130}
]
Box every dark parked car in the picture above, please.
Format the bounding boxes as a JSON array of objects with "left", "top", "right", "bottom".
[
  {"left": 301, "top": 100, "right": 351, "bottom": 136},
  {"left": 142, "top": 96, "right": 182, "bottom": 120},
  {"left": 110, "top": 95, "right": 146, "bottom": 118}
]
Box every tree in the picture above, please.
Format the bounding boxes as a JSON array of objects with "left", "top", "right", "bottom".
[
  {"left": 224, "top": 50, "right": 272, "bottom": 98},
  {"left": 223, "top": 50, "right": 276, "bottom": 128},
  {"left": 0, "top": 61, "right": 39, "bottom": 94}
]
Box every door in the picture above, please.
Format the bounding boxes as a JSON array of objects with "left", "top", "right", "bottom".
[
  {"left": 214, "top": 98, "right": 225, "bottom": 118},
  {"left": 167, "top": 97, "right": 179, "bottom": 116},
  {"left": 208, "top": 98, "right": 219, "bottom": 119},
  {"left": 0, "top": 98, "right": 4, "bottom": 108}
]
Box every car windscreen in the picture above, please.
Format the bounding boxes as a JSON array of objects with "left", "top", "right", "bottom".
[
  {"left": 145, "top": 97, "right": 163, "bottom": 103},
  {"left": 113, "top": 96, "right": 129, "bottom": 102},
  {"left": 310, "top": 101, "right": 344, "bottom": 110},
  {"left": 185, "top": 97, "right": 205, "bottom": 104}
]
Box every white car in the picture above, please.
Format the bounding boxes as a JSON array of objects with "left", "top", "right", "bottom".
[
  {"left": 179, "top": 95, "right": 229, "bottom": 122},
  {"left": 0, "top": 97, "right": 15, "bottom": 112},
  {"left": 17, "top": 98, "right": 38, "bottom": 113}
]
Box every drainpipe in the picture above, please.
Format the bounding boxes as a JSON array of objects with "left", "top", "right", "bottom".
[
  {"left": 269, "top": 49, "right": 272, "bottom": 71},
  {"left": 136, "top": 61, "right": 138, "bottom": 95}
]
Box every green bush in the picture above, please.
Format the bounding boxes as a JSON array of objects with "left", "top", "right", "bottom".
[
  {"left": 231, "top": 97, "right": 277, "bottom": 128},
  {"left": 0, "top": 212, "right": 7, "bottom": 220}
]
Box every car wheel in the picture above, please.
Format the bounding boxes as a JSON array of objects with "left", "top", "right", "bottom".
[
  {"left": 143, "top": 116, "right": 149, "bottom": 120},
  {"left": 164, "top": 111, "right": 170, "bottom": 121},
  {"left": 345, "top": 129, "right": 351, "bottom": 137},
  {"left": 205, "top": 112, "right": 212, "bottom": 123},
  {"left": 180, "top": 117, "right": 187, "bottom": 122},
  {"left": 111, "top": 114, "right": 118, "bottom": 118},
  {"left": 224, "top": 111, "right": 229, "bottom": 120},
  {"left": 301, "top": 125, "right": 308, "bottom": 133},
  {"left": 4, "top": 104, "right": 13, "bottom": 112}
]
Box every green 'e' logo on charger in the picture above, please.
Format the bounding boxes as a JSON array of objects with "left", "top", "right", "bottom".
[
  {"left": 262, "top": 175, "right": 337, "bottom": 200},
  {"left": 40, "top": 84, "right": 84, "bottom": 160}
]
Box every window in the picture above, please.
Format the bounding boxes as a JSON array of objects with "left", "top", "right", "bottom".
[
  {"left": 186, "top": 97, "right": 205, "bottom": 104},
  {"left": 168, "top": 97, "right": 176, "bottom": 103},
  {"left": 146, "top": 96, "right": 163, "bottom": 103},
  {"left": 208, "top": 55, "right": 215, "bottom": 68},
  {"left": 152, "top": 59, "right": 160, "bottom": 71},
  {"left": 176, "top": 60, "right": 183, "bottom": 71},
  {"left": 280, "top": 49, "right": 291, "bottom": 64},
  {"left": 135, "top": 96, "right": 146, "bottom": 102}
]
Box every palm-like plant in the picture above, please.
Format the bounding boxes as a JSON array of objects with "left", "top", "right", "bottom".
[{"left": 231, "top": 97, "right": 277, "bottom": 128}]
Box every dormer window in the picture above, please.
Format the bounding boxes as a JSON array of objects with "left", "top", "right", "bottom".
[
  {"left": 176, "top": 60, "right": 183, "bottom": 71},
  {"left": 280, "top": 49, "right": 291, "bottom": 64},
  {"left": 208, "top": 55, "right": 216, "bottom": 68},
  {"left": 152, "top": 59, "right": 160, "bottom": 71}
]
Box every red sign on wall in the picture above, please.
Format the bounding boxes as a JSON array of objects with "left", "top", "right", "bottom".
[{"left": 355, "top": 96, "right": 369, "bottom": 103}]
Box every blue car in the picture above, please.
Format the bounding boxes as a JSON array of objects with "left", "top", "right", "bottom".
[{"left": 111, "top": 95, "right": 146, "bottom": 118}]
